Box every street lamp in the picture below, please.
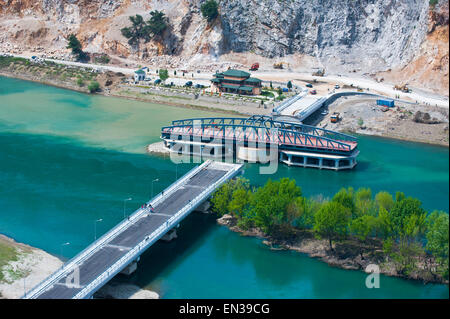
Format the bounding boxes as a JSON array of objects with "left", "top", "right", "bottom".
[
  {"left": 151, "top": 178, "right": 159, "bottom": 198},
  {"left": 123, "top": 197, "right": 132, "bottom": 219},
  {"left": 94, "top": 218, "right": 103, "bottom": 240}
]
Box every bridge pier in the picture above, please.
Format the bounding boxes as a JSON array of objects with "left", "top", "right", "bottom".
[
  {"left": 161, "top": 228, "right": 178, "bottom": 242},
  {"left": 120, "top": 257, "right": 140, "bottom": 276},
  {"left": 194, "top": 201, "right": 211, "bottom": 213}
]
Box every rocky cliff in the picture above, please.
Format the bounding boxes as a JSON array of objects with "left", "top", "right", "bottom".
[{"left": 0, "top": 0, "right": 448, "bottom": 95}]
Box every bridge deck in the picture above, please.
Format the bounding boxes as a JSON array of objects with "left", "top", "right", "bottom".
[{"left": 26, "top": 161, "right": 242, "bottom": 299}]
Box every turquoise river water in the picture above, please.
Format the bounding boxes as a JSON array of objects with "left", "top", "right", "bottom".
[{"left": 0, "top": 76, "right": 448, "bottom": 298}]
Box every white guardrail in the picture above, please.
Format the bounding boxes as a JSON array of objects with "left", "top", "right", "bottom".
[
  {"left": 24, "top": 160, "right": 217, "bottom": 299},
  {"left": 73, "top": 161, "right": 243, "bottom": 299},
  {"left": 25, "top": 160, "right": 242, "bottom": 299}
]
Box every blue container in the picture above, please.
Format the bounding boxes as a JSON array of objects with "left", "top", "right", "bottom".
[
  {"left": 282, "top": 88, "right": 289, "bottom": 92},
  {"left": 376, "top": 99, "right": 394, "bottom": 107}
]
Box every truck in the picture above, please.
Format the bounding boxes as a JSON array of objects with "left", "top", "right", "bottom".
[
  {"left": 376, "top": 99, "right": 395, "bottom": 107},
  {"left": 249, "top": 63, "right": 259, "bottom": 71},
  {"left": 330, "top": 112, "right": 340, "bottom": 123},
  {"left": 394, "top": 84, "right": 410, "bottom": 93}
]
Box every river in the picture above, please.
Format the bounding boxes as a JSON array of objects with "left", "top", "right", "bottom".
[{"left": 0, "top": 76, "right": 448, "bottom": 298}]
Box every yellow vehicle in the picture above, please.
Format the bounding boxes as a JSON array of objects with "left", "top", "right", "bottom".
[{"left": 330, "top": 112, "right": 340, "bottom": 123}]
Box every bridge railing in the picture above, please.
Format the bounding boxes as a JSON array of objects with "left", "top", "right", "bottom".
[
  {"left": 169, "top": 116, "right": 357, "bottom": 143},
  {"left": 24, "top": 161, "right": 212, "bottom": 299},
  {"left": 162, "top": 122, "right": 355, "bottom": 152},
  {"left": 73, "top": 162, "right": 243, "bottom": 299}
]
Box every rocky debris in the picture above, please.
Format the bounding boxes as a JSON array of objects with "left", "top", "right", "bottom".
[
  {"left": 146, "top": 141, "right": 169, "bottom": 156},
  {"left": 413, "top": 111, "right": 441, "bottom": 124}
]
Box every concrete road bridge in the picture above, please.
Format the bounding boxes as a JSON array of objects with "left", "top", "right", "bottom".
[{"left": 23, "top": 160, "right": 243, "bottom": 299}]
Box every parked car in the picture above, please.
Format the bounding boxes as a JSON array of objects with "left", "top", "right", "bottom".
[
  {"left": 306, "top": 83, "right": 313, "bottom": 88},
  {"left": 184, "top": 81, "right": 193, "bottom": 87},
  {"left": 334, "top": 84, "right": 340, "bottom": 89},
  {"left": 310, "top": 89, "right": 317, "bottom": 95},
  {"left": 154, "top": 79, "right": 161, "bottom": 85},
  {"left": 195, "top": 84, "right": 205, "bottom": 89}
]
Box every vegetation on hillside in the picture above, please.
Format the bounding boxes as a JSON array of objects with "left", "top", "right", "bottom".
[
  {"left": 201, "top": 0, "right": 219, "bottom": 22},
  {"left": 211, "top": 177, "right": 449, "bottom": 281},
  {"left": 67, "top": 34, "right": 88, "bottom": 62},
  {"left": 121, "top": 10, "right": 168, "bottom": 49}
]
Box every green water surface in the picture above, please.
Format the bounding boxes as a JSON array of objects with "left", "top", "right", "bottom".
[{"left": 0, "top": 76, "right": 448, "bottom": 298}]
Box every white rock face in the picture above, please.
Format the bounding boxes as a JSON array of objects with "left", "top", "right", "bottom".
[
  {"left": 218, "top": 0, "right": 430, "bottom": 73},
  {"left": 0, "top": 0, "right": 447, "bottom": 91}
]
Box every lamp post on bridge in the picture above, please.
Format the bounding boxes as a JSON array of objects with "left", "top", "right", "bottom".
[
  {"left": 94, "top": 218, "right": 103, "bottom": 240},
  {"left": 123, "top": 197, "right": 132, "bottom": 219}
]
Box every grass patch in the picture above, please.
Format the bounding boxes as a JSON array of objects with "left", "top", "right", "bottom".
[{"left": 0, "top": 241, "right": 19, "bottom": 282}]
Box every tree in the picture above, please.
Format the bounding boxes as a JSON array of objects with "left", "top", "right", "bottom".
[
  {"left": 376, "top": 206, "right": 393, "bottom": 239},
  {"left": 201, "top": 0, "right": 219, "bottom": 22},
  {"left": 67, "top": 34, "right": 88, "bottom": 61},
  {"left": 76, "top": 77, "right": 84, "bottom": 87},
  {"left": 121, "top": 14, "right": 149, "bottom": 48},
  {"left": 210, "top": 178, "right": 249, "bottom": 216},
  {"left": 332, "top": 187, "right": 355, "bottom": 215},
  {"left": 313, "top": 201, "right": 351, "bottom": 250},
  {"left": 357, "top": 118, "right": 364, "bottom": 127},
  {"left": 229, "top": 188, "right": 251, "bottom": 218},
  {"left": 350, "top": 215, "right": 377, "bottom": 258},
  {"left": 251, "top": 178, "right": 301, "bottom": 235},
  {"left": 426, "top": 211, "right": 449, "bottom": 279},
  {"left": 287, "top": 81, "right": 292, "bottom": 89},
  {"left": 354, "top": 187, "right": 375, "bottom": 216},
  {"left": 159, "top": 69, "right": 169, "bottom": 82},
  {"left": 88, "top": 81, "right": 100, "bottom": 93},
  {"left": 375, "top": 191, "right": 394, "bottom": 212},
  {"left": 147, "top": 10, "right": 168, "bottom": 38},
  {"left": 390, "top": 197, "right": 426, "bottom": 238}
]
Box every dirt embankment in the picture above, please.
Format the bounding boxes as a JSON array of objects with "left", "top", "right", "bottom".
[
  {"left": 217, "top": 214, "right": 448, "bottom": 285},
  {"left": 306, "top": 95, "right": 449, "bottom": 146}
]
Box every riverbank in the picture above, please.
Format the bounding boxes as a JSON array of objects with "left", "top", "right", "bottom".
[
  {"left": 217, "top": 214, "right": 449, "bottom": 285},
  {"left": 0, "top": 235, "right": 158, "bottom": 299},
  {"left": 1, "top": 58, "right": 448, "bottom": 147},
  {"left": 305, "top": 95, "right": 449, "bottom": 147},
  {"left": 0, "top": 234, "right": 63, "bottom": 299}
]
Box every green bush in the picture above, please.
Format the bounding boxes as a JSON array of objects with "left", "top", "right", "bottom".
[
  {"left": 76, "top": 77, "right": 84, "bottom": 87},
  {"left": 95, "top": 54, "right": 110, "bottom": 64},
  {"left": 88, "top": 81, "right": 100, "bottom": 93}
]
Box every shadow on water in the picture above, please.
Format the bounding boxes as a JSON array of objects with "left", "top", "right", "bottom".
[{"left": 111, "top": 213, "right": 218, "bottom": 292}]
